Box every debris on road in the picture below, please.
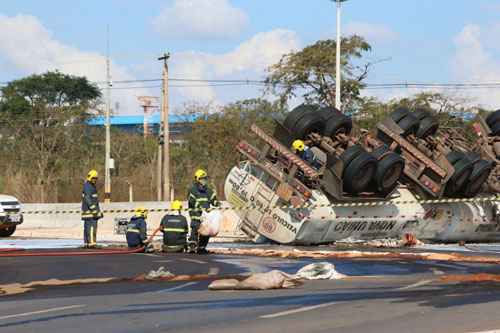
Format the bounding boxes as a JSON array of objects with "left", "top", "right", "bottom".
[
  {"left": 295, "top": 262, "right": 345, "bottom": 280},
  {"left": 210, "top": 247, "right": 500, "bottom": 264},
  {"left": 0, "top": 277, "right": 117, "bottom": 296},
  {"left": 208, "top": 270, "right": 301, "bottom": 290},
  {"left": 440, "top": 273, "right": 500, "bottom": 283},
  {"left": 145, "top": 266, "right": 174, "bottom": 280}
]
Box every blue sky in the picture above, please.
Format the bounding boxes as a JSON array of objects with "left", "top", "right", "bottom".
[{"left": 0, "top": 0, "right": 499, "bottom": 113}]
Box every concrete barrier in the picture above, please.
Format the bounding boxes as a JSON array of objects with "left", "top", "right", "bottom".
[{"left": 18, "top": 201, "right": 248, "bottom": 243}]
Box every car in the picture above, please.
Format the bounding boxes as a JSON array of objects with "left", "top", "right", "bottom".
[{"left": 0, "top": 194, "right": 23, "bottom": 237}]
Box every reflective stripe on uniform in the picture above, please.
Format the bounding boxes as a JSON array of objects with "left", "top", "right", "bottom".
[
  {"left": 163, "top": 228, "right": 186, "bottom": 232},
  {"left": 92, "top": 194, "right": 98, "bottom": 197},
  {"left": 190, "top": 216, "right": 202, "bottom": 221},
  {"left": 196, "top": 198, "right": 209, "bottom": 202},
  {"left": 90, "top": 226, "right": 94, "bottom": 244},
  {"left": 127, "top": 229, "right": 140, "bottom": 233}
]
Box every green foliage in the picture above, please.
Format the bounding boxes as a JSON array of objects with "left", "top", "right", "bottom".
[
  {"left": 172, "top": 98, "right": 284, "bottom": 197},
  {"left": 266, "top": 36, "right": 371, "bottom": 112}
]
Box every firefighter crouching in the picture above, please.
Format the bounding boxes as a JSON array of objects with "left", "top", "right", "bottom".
[
  {"left": 81, "top": 169, "right": 103, "bottom": 248},
  {"left": 188, "top": 169, "right": 219, "bottom": 254},
  {"left": 160, "top": 200, "right": 188, "bottom": 252},
  {"left": 126, "top": 207, "right": 148, "bottom": 248}
]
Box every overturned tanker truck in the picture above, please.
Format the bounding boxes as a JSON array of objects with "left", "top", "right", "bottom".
[{"left": 224, "top": 105, "right": 500, "bottom": 244}]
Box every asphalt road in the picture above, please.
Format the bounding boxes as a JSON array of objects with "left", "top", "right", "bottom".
[{"left": 1, "top": 249, "right": 500, "bottom": 333}]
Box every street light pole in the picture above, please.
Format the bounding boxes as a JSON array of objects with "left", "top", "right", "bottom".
[
  {"left": 104, "top": 25, "right": 112, "bottom": 203},
  {"left": 158, "top": 53, "right": 171, "bottom": 202},
  {"left": 334, "top": 0, "right": 347, "bottom": 112}
]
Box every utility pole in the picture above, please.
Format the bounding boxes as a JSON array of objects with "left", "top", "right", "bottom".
[
  {"left": 104, "top": 25, "right": 112, "bottom": 203},
  {"left": 158, "top": 53, "right": 171, "bottom": 201},
  {"left": 333, "top": 0, "right": 347, "bottom": 111}
]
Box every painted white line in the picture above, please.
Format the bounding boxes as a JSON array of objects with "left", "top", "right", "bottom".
[
  {"left": 181, "top": 258, "right": 207, "bottom": 265},
  {"left": 156, "top": 282, "right": 197, "bottom": 293},
  {"left": 467, "top": 330, "right": 500, "bottom": 333},
  {"left": 141, "top": 253, "right": 162, "bottom": 258},
  {"left": 0, "top": 304, "right": 86, "bottom": 321},
  {"left": 396, "top": 279, "right": 434, "bottom": 290},
  {"left": 260, "top": 301, "right": 339, "bottom": 319},
  {"left": 153, "top": 260, "right": 172, "bottom": 263}
]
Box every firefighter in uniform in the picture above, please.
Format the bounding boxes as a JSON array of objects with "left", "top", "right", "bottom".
[
  {"left": 126, "top": 207, "right": 148, "bottom": 248},
  {"left": 292, "top": 139, "right": 321, "bottom": 169},
  {"left": 188, "top": 169, "right": 219, "bottom": 254},
  {"left": 81, "top": 169, "right": 103, "bottom": 248},
  {"left": 160, "top": 200, "right": 188, "bottom": 253}
]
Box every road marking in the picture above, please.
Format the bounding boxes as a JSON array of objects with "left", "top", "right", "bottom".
[
  {"left": 260, "top": 301, "right": 339, "bottom": 319},
  {"left": 153, "top": 260, "right": 172, "bottom": 263},
  {"left": 156, "top": 282, "right": 197, "bottom": 293},
  {"left": 467, "top": 330, "right": 500, "bottom": 333},
  {"left": 396, "top": 279, "right": 434, "bottom": 290},
  {"left": 208, "top": 267, "right": 220, "bottom": 276},
  {"left": 0, "top": 304, "right": 86, "bottom": 321},
  {"left": 431, "top": 268, "right": 445, "bottom": 275},
  {"left": 181, "top": 258, "right": 207, "bottom": 264},
  {"left": 141, "top": 253, "right": 162, "bottom": 257}
]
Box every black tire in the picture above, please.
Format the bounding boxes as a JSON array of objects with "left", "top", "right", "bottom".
[
  {"left": 462, "top": 160, "right": 494, "bottom": 197},
  {"left": 289, "top": 111, "right": 325, "bottom": 140},
  {"left": 412, "top": 108, "right": 431, "bottom": 120},
  {"left": 490, "top": 121, "right": 500, "bottom": 136},
  {"left": 320, "top": 108, "right": 352, "bottom": 137},
  {"left": 283, "top": 104, "right": 319, "bottom": 131},
  {"left": 373, "top": 152, "right": 405, "bottom": 193},
  {"left": 397, "top": 114, "right": 420, "bottom": 137},
  {"left": 340, "top": 145, "right": 365, "bottom": 170},
  {"left": 445, "top": 153, "right": 474, "bottom": 196},
  {"left": 390, "top": 107, "right": 410, "bottom": 123},
  {"left": 416, "top": 116, "right": 439, "bottom": 138},
  {"left": 343, "top": 152, "right": 377, "bottom": 194},
  {"left": 371, "top": 144, "right": 390, "bottom": 159},
  {"left": 0, "top": 225, "right": 16, "bottom": 237},
  {"left": 486, "top": 109, "right": 500, "bottom": 128}
]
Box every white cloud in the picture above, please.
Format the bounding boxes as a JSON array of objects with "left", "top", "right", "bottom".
[
  {"left": 152, "top": 0, "right": 248, "bottom": 39},
  {"left": 451, "top": 24, "right": 500, "bottom": 108},
  {"left": 0, "top": 14, "right": 145, "bottom": 114},
  {"left": 171, "top": 29, "right": 299, "bottom": 102},
  {"left": 344, "top": 22, "right": 399, "bottom": 43}
]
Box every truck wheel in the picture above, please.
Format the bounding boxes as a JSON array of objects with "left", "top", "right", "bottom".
[
  {"left": 416, "top": 116, "right": 439, "bottom": 138},
  {"left": 0, "top": 225, "right": 16, "bottom": 237},
  {"left": 340, "top": 145, "right": 365, "bottom": 169},
  {"left": 343, "top": 152, "right": 377, "bottom": 194},
  {"left": 373, "top": 152, "right": 405, "bottom": 193},
  {"left": 486, "top": 109, "right": 500, "bottom": 128},
  {"left": 389, "top": 107, "right": 410, "bottom": 122},
  {"left": 490, "top": 121, "right": 500, "bottom": 136},
  {"left": 320, "top": 109, "right": 352, "bottom": 137},
  {"left": 445, "top": 153, "right": 474, "bottom": 196},
  {"left": 462, "top": 159, "right": 494, "bottom": 197},
  {"left": 290, "top": 112, "right": 325, "bottom": 140},
  {"left": 396, "top": 114, "right": 420, "bottom": 137},
  {"left": 283, "top": 104, "right": 318, "bottom": 131}
]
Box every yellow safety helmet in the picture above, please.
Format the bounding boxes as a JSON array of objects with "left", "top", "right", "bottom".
[
  {"left": 194, "top": 169, "right": 207, "bottom": 181},
  {"left": 292, "top": 139, "right": 305, "bottom": 152},
  {"left": 134, "top": 207, "right": 148, "bottom": 218},
  {"left": 171, "top": 200, "right": 183, "bottom": 211},
  {"left": 86, "top": 169, "right": 99, "bottom": 181}
]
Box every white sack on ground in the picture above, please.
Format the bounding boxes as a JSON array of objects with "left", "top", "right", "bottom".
[
  {"left": 208, "top": 270, "right": 302, "bottom": 290},
  {"left": 199, "top": 211, "right": 222, "bottom": 236},
  {"left": 295, "top": 262, "right": 345, "bottom": 280}
]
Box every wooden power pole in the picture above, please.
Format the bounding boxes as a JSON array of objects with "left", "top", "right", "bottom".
[{"left": 158, "top": 53, "right": 171, "bottom": 201}]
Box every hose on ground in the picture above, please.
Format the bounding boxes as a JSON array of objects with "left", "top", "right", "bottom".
[{"left": 0, "top": 226, "right": 163, "bottom": 257}]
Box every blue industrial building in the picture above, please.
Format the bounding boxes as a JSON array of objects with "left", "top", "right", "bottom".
[{"left": 88, "top": 113, "right": 198, "bottom": 141}]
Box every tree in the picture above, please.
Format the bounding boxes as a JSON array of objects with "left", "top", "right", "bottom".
[
  {"left": 174, "top": 99, "right": 284, "bottom": 197},
  {"left": 0, "top": 71, "right": 102, "bottom": 202},
  {"left": 265, "top": 36, "right": 372, "bottom": 112}
]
